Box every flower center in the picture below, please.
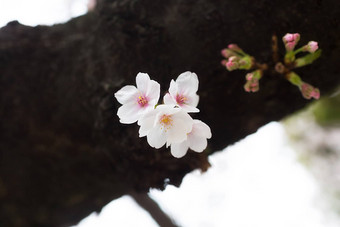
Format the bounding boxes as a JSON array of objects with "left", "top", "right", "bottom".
[
  {"left": 176, "top": 94, "right": 187, "bottom": 105},
  {"left": 159, "top": 114, "right": 173, "bottom": 131},
  {"left": 137, "top": 95, "right": 148, "bottom": 107}
]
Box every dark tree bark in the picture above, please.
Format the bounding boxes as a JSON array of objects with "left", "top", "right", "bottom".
[{"left": 0, "top": 0, "right": 339, "bottom": 226}]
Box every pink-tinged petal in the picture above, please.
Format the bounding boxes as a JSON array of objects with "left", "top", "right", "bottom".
[
  {"left": 135, "top": 73, "right": 150, "bottom": 93},
  {"left": 114, "top": 85, "right": 138, "bottom": 104},
  {"left": 138, "top": 109, "right": 158, "bottom": 137},
  {"left": 176, "top": 71, "right": 199, "bottom": 94},
  {"left": 188, "top": 134, "right": 207, "bottom": 153},
  {"left": 166, "top": 111, "right": 193, "bottom": 144},
  {"left": 117, "top": 102, "right": 141, "bottom": 124},
  {"left": 170, "top": 142, "right": 189, "bottom": 158},
  {"left": 192, "top": 120, "right": 212, "bottom": 138},
  {"left": 163, "top": 93, "right": 176, "bottom": 106},
  {"left": 147, "top": 126, "right": 167, "bottom": 149},
  {"left": 168, "top": 79, "right": 178, "bottom": 99},
  {"left": 146, "top": 80, "right": 160, "bottom": 106}
]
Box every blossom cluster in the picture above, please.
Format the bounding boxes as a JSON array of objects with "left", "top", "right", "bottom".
[
  {"left": 114, "top": 72, "right": 212, "bottom": 158},
  {"left": 221, "top": 33, "right": 321, "bottom": 100}
]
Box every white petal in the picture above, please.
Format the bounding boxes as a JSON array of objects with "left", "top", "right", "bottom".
[
  {"left": 188, "top": 135, "right": 207, "bottom": 153},
  {"left": 185, "top": 119, "right": 211, "bottom": 152},
  {"left": 170, "top": 142, "right": 189, "bottom": 158},
  {"left": 135, "top": 73, "right": 150, "bottom": 93},
  {"left": 138, "top": 108, "right": 158, "bottom": 137},
  {"left": 180, "top": 104, "right": 200, "bottom": 113},
  {"left": 168, "top": 80, "right": 178, "bottom": 99},
  {"left": 146, "top": 80, "right": 160, "bottom": 106},
  {"left": 147, "top": 126, "right": 167, "bottom": 149},
  {"left": 114, "top": 85, "right": 138, "bottom": 104},
  {"left": 176, "top": 71, "right": 199, "bottom": 94},
  {"left": 192, "top": 120, "right": 212, "bottom": 138},
  {"left": 163, "top": 93, "right": 176, "bottom": 106},
  {"left": 117, "top": 102, "right": 141, "bottom": 124},
  {"left": 156, "top": 104, "right": 181, "bottom": 115},
  {"left": 187, "top": 94, "right": 199, "bottom": 108},
  {"left": 166, "top": 110, "right": 193, "bottom": 144}
]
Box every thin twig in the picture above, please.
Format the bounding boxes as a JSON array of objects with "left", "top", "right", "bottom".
[{"left": 130, "top": 191, "right": 179, "bottom": 227}]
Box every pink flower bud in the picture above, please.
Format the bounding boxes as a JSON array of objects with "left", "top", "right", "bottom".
[
  {"left": 244, "top": 85, "right": 251, "bottom": 92},
  {"left": 282, "top": 33, "right": 300, "bottom": 51},
  {"left": 300, "top": 82, "right": 320, "bottom": 99},
  {"left": 244, "top": 80, "right": 259, "bottom": 92},
  {"left": 221, "top": 59, "right": 228, "bottom": 67},
  {"left": 283, "top": 34, "right": 294, "bottom": 42},
  {"left": 244, "top": 73, "right": 259, "bottom": 92},
  {"left": 306, "top": 41, "right": 318, "bottom": 53},
  {"left": 226, "top": 56, "right": 240, "bottom": 71},
  {"left": 221, "top": 48, "right": 233, "bottom": 58},
  {"left": 228, "top": 44, "right": 242, "bottom": 52}
]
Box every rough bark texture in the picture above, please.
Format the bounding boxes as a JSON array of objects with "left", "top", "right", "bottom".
[{"left": 0, "top": 0, "right": 339, "bottom": 226}]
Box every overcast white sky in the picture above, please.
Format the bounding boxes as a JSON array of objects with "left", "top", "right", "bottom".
[
  {"left": 1, "top": 1, "right": 338, "bottom": 226},
  {"left": 75, "top": 122, "right": 339, "bottom": 227},
  {"left": 0, "top": 0, "right": 88, "bottom": 27}
]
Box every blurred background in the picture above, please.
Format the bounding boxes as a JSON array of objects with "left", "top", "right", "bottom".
[{"left": 1, "top": 0, "right": 340, "bottom": 226}]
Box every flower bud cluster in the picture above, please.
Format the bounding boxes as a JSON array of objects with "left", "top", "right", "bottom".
[
  {"left": 221, "top": 44, "right": 264, "bottom": 93},
  {"left": 220, "top": 33, "right": 321, "bottom": 100},
  {"left": 221, "top": 44, "right": 253, "bottom": 71},
  {"left": 114, "top": 72, "right": 212, "bottom": 158},
  {"left": 283, "top": 33, "right": 320, "bottom": 66},
  {"left": 281, "top": 33, "right": 321, "bottom": 99}
]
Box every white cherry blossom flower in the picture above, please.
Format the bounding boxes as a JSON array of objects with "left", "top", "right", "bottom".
[
  {"left": 163, "top": 71, "right": 200, "bottom": 113},
  {"left": 170, "top": 119, "right": 212, "bottom": 158},
  {"left": 114, "top": 73, "right": 160, "bottom": 124},
  {"left": 138, "top": 105, "right": 194, "bottom": 149}
]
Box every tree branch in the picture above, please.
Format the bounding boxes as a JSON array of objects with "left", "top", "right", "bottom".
[{"left": 0, "top": 0, "right": 339, "bottom": 226}]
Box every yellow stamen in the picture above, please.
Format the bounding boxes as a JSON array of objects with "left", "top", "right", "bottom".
[{"left": 137, "top": 95, "right": 148, "bottom": 107}]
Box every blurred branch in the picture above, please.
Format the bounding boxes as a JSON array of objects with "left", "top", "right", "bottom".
[{"left": 130, "top": 192, "right": 179, "bottom": 227}]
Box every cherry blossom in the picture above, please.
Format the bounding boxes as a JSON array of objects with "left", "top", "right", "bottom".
[
  {"left": 114, "top": 71, "right": 212, "bottom": 158},
  {"left": 170, "top": 120, "right": 212, "bottom": 158},
  {"left": 163, "top": 71, "right": 200, "bottom": 113},
  {"left": 114, "top": 73, "right": 160, "bottom": 124},
  {"left": 138, "top": 104, "right": 194, "bottom": 149}
]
